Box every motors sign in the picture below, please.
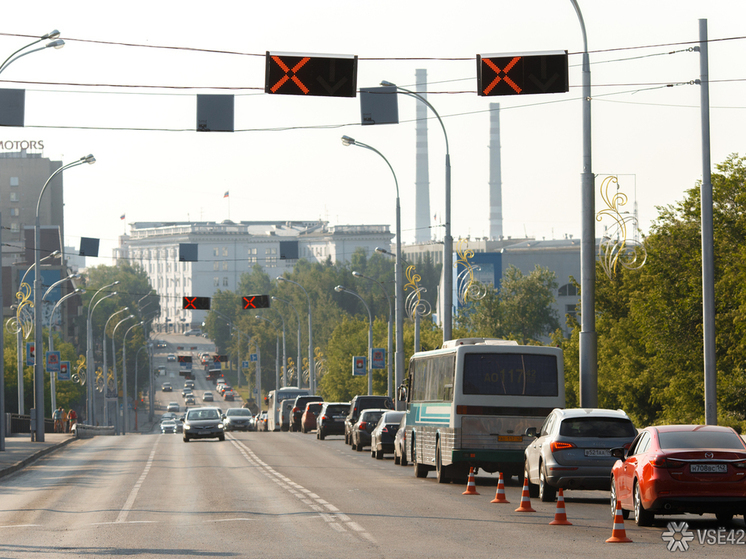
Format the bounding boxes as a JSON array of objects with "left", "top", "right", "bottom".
[{"left": 0, "top": 140, "right": 45, "bottom": 151}]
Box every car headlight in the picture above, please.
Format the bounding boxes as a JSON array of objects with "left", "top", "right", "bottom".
[
  {"left": 184, "top": 423, "right": 192, "bottom": 430},
  {"left": 218, "top": 423, "right": 224, "bottom": 429}
]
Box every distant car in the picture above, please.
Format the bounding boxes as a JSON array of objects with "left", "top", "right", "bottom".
[
  {"left": 203, "top": 391, "right": 214, "bottom": 402},
  {"left": 161, "top": 382, "right": 173, "bottom": 392},
  {"left": 185, "top": 380, "right": 195, "bottom": 389},
  {"left": 223, "top": 408, "right": 253, "bottom": 431},
  {"left": 370, "top": 410, "right": 406, "bottom": 460},
  {"left": 182, "top": 407, "right": 225, "bottom": 442},
  {"left": 291, "top": 395, "right": 324, "bottom": 432},
  {"left": 185, "top": 395, "right": 195, "bottom": 406},
  {"left": 185, "top": 329, "right": 202, "bottom": 336},
  {"left": 160, "top": 412, "right": 177, "bottom": 423},
  {"left": 301, "top": 402, "right": 324, "bottom": 433},
  {"left": 182, "top": 387, "right": 192, "bottom": 397},
  {"left": 156, "top": 341, "right": 168, "bottom": 349},
  {"left": 610, "top": 424, "right": 746, "bottom": 526},
  {"left": 167, "top": 402, "right": 180, "bottom": 413},
  {"left": 524, "top": 408, "right": 638, "bottom": 501},
  {"left": 351, "top": 409, "right": 387, "bottom": 451},
  {"left": 161, "top": 420, "right": 178, "bottom": 434},
  {"left": 223, "top": 391, "right": 235, "bottom": 402},
  {"left": 316, "top": 402, "right": 350, "bottom": 440},
  {"left": 167, "top": 354, "right": 177, "bottom": 362},
  {"left": 393, "top": 414, "right": 408, "bottom": 466},
  {"left": 345, "top": 395, "right": 394, "bottom": 446},
  {"left": 157, "top": 366, "right": 167, "bottom": 375}
]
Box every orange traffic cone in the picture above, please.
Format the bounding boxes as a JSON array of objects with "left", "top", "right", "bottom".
[
  {"left": 605, "top": 499, "right": 633, "bottom": 543},
  {"left": 549, "top": 488, "right": 572, "bottom": 525},
  {"left": 514, "top": 476, "right": 536, "bottom": 512},
  {"left": 490, "top": 472, "right": 510, "bottom": 503},
  {"left": 462, "top": 467, "right": 480, "bottom": 495}
]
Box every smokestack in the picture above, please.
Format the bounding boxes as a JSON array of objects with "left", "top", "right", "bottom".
[
  {"left": 488, "top": 103, "right": 503, "bottom": 240},
  {"left": 414, "top": 69, "right": 431, "bottom": 243}
]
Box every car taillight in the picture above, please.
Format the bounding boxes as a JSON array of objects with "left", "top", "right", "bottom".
[
  {"left": 359, "top": 422, "right": 367, "bottom": 430},
  {"left": 651, "top": 455, "right": 677, "bottom": 468},
  {"left": 623, "top": 442, "right": 632, "bottom": 450},
  {"left": 320, "top": 415, "right": 328, "bottom": 421},
  {"left": 382, "top": 427, "right": 389, "bottom": 434},
  {"left": 550, "top": 441, "right": 576, "bottom": 453},
  {"left": 292, "top": 407, "right": 299, "bottom": 414}
]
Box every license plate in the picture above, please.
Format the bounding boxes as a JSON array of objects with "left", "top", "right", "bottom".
[
  {"left": 584, "top": 449, "right": 611, "bottom": 457},
  {"left": 498, "top": 435, "right": 523, "bottom": 442},
  {"left": 690, "top": 464, "right": 727, "bottom": 473}
]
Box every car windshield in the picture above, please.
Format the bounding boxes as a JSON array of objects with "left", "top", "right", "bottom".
[
  {"left": 558, "top": 417, "right": 637, "bottom": 438},
  {"left": 326, "top": 405, "right": 349, "bottom": 414},
  {"left": 383, "top": 411, "right": 406, "bottom": 424},
  {"left": 362, "top": 411, "right": 383, "bottom": 423},
  {"left": 187, "top": 409, "right": 220, "bottom": 420},
  {"left": 227, "top": 409, "right": 251, "bottom": 416},
  {"left": 658, "top": 430, "right": 746, "bottom": 450}
]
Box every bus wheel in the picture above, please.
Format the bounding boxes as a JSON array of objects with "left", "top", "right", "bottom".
[
  {"left": 413, "top": 439, "right": 428, "bottom": 478},
  {"left": 436, "top": 440, "right": 451, "bottom": 484}
]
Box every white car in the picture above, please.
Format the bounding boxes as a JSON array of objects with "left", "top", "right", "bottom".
[
  {"left": 203, "top": 391, "right": 214, "bottom": 402},
  {"left": 166, "top": 402, "right": 180, "bottom": 412}
]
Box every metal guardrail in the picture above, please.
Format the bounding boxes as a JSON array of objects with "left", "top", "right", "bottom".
[{"left": 9, "top": 414, "right": 55, "bottom": 434}]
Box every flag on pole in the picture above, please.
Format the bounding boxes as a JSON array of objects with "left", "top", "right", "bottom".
[
  {"left": 224, "top": 191, "right": 229, "bottom": 198},
  {"left": 120, "top": 214, "right": 125, "bottom": 220}
]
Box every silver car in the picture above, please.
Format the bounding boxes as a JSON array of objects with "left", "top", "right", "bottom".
[{"left": 524, "top": 408, "right": 637, "bottom": 502}]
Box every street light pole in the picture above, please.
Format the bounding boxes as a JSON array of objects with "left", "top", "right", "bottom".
[
  {"left": 353, "top": 271, "right": 393, "bottom": 400},
  {"left": 341, "top": 135, "right": 402, "bottom": 403},
  {"left": 276, "top": 277, "right": 314, "bottom": 394},
  {"left": 34, "top": 155, "right": 95, "bottom": 440},
  {"left": 272, "top": 296, "right": 302, "bottom": 388},
  {"left": 122, "top": 321, "right": 144, "bottom": 433},
  {"left": 335, "top": 285, "right": 373, "bottom": 395},
  {"left": 86, "top": 285, "right": 117, "bottom": 427},
  {"left": 256, "top": 315, "right": 280, "bottom": 393},
  {"left": 379, "top": 81, "right": 452, "bottom": 344},
  {"left": 47, "top": 287, "right": 84, "bottom": 413},
  {"left": 103, "top": 307, "right": 129, "bottom": 427},
  {"left": 112, "top": 314, "right": 135, "bottom": 435}
]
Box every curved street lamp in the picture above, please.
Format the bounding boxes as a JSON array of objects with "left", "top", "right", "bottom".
[
  {"left": 122, "top": 321, "right": 144, "bottom": 433},
  {"left": 33, "top": 155, "right": 95, "bottom": 440},
  {"left": 47, "top": 287, "right": 84, "bottom": 412},
  {"left": 103, "top": 307, "right": 129, "bottom": 427},
  {"left": 112, "top": 314, "right": 135, "bottom": 435},
  {"left": 272, "top": 296, "right": 302, "bottom": 388},
  {"left": 276, "top": 276, "right": 314, "bottom": 394},
  {"left": 335, "top": 285, "right": 373, "bottom": 396},
  {"left": 256, "top": 315, "right": 280, "bottom": 394},
  {"left": 85, "top": 283, "right": 117, "bottom": 426},
  {"left": 0, "top": 30, "right": 64, "bottom": 76}
]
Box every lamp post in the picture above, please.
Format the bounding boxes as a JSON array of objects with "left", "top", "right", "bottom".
[
  {"left": 85, "top": 282, "right": 117, "bottom": 427},
  {"left": 0, "top": 30, "right": 64, "bottom": 76},
  {"left": 267, "top": 310, "right": 287, "bottom": 387},
  {"left": 47, "top": 287, "right": 84, "bottom": 413},
  {"left": 134, "top": 344, "right": 148, "bottom": 432},
  {"left": 103, "top": 307, "right": 129, "bottom": 427},
  {"left": 10, "top": 250, "right": 60, "bottom": 416},
  {"left": 352, "top": 271, "right": 393, "bottom": 399},
  {"left": 256, "top": 315, "right": 280, "bottom": 394},
  {"left": 112, "top": 314, "right": 134, "bottom": 435},
  {"left": 379, "top": 81, "right": 452, "bottom": 344},
  {"left": 335, "top": 285, "right": 373, "bottom": 396},
  {"left": 33, "top": 155, "right": 95, "bottom": 440},
  {"left": 341, "top": 134, "right": 402, "bottom": 401},
  {"left": 43, "top": 273, "right": 79, "bottom": 412},
  {"left": 276, "top": 277, "right": 314, "bottom": 394},
  {"left": 272, "top": 296, "right": 302, "bottom": 388},
  {"left": 122, "top": 321, "right": 144, "bottom": 433}
]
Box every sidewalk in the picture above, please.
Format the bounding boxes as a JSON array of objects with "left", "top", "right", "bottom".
[{"left": 0, "top": 433, "right": 76, "bottom": 480}]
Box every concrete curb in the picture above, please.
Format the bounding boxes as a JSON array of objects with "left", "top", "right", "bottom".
[{"left": 0, "top": 437, "right": 76, "bottom": 481}]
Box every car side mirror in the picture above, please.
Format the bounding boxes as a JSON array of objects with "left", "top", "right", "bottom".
[
  {"left": 610, "top": 447, "right": 626, "bottom": 460},
  {"left": 524, "top": 426, "right": 538, "bottom": 438},
  {"left": 180, "top": 417, "right": 184, "bottom": 422}
]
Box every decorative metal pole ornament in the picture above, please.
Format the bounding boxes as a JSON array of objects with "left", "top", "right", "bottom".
[
  {"left": 596, "top": 176, "right": 647, "bottom": 280},
  {"left": 455, "top": 239, "right": 487, "bottom": 305}
]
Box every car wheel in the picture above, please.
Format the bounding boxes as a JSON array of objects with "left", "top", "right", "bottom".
[
  {"left": 524, "top": 460, "right": 539, "bottom": 499},
  {"left": 371, "top": 448, "right": 376, "bottom": 458},
  {"left": 539, "top": 464, "right": 557, "bottom": 502},
  {"left": 400, "top": 442, "right": 408, "bottom": 467},
  {"left": 345, "top": 432, "right": 349, "bottom": 445},
  {"left": 609, "top": 476, "right": 630, "bottom": 520},
  {"left": 634, "top": 481, "right": 654, "bottom": 527},
  {"left": 436, "top": 439, "right": 451, "bottom": 484},
  {"left": 716, "top": 511, "right": 734, "bottom": 524},
  {"left": 356, "top": 438, "right": 364, "bottom": 452},
  {"left": 183, "top": 436, "right": 189, "bottom": 443},
  {"left": 375, "top": 449, "right": 383, "bottom": 460},
  {"left": 301, "top": 426, "right": 306, "bottom": 434},
  {"left": 218, "top": 433, "right": 225, "bottom": 441},
  {"left": 319, "top": 429, "right": 325, "bottom": 440},
  {"left": 394, "top": 450, "right": 401, "bottom": 465}
]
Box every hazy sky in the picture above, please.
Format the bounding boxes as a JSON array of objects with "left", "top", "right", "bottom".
[{"left": 2, "top": 1, "right": 745, "bottom": 261}]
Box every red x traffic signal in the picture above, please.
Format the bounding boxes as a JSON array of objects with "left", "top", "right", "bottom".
[
  {"left": 183, "top": 296, "right": 211, "bottom": 310},
  {"left": 265, "top": 52, "right": 358, "bottom": 98},
  {"left": 242, "top": 295, "right": 270, "bottom": 309},
  {"left": 477, "top": 51, "right": 568, "bottom": 96}
]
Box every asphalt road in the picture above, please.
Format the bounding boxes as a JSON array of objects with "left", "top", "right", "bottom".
[{"left": 1, "top": 418, "right": 744, "bottom": 559}]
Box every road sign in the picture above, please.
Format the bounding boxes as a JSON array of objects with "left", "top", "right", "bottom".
[
  {"left": 242, "top": 295, "right": 270, "bottom": 309},
  {"left": 371, "top": 348, "right": 385, "bottom": 370},
  {"left": 46, "top": 351, "right": 61, "bottom": 373},
  {"left": 352, "top": 356, "right": 366, "bottom": 376},
  {"left": 26, "top": 342, "right": 35, "bottom": 366},
  {"left": 183, "top": 296, "right": 210, "bottom": 310},
  {"left": 242, "top": 361, "right": 249, "bottom": 369},
  {"left": 250, "top": 353, "right": 258, "bottom": 362},
  {"left": 477, "top": 51, "right": 568, "bottom": 96},
  {"left": 265, "top": 52, "right": 358, "bottom": 97},
  {"left": 59, "top": 361, "right": 71, "bottom": 381}
]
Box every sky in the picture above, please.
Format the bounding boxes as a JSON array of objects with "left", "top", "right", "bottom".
[{"left": 2, "top": 0, "right": 745, "bottom": 262}]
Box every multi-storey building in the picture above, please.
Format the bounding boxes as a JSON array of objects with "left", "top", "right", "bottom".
[{"left": 115, "top": 220, "right": 393, "bottom": 331}]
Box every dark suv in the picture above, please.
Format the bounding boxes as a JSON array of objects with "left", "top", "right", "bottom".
[
  {"left": 344, "top": 395, "right": 394, "bottom": 446},
  {"left": 290, "top": 395, "right": 324, "bottom": 432}
]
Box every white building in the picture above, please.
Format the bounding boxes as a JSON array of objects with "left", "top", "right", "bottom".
[{"left": 115, "top": 220, "right": 393, "bottom": 331}]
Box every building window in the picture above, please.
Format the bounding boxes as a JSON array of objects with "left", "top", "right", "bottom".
[
  {"left": 10, "top": 192, "right": 19, "bottom": 202},
  {"left": 222, "top": 247, "right": 228, "bottom": 257},
  {"left": 565, "top": 304, "right": 577, "bottom": 323},
  {"left": 10, "top": 177, "right": 19, "bottom": 186},
  {"left": 266, "top": 256, "right": 277, "bottom": 267},
  {"left": 10, "top": 208, "right": 19, "bottom": 216},
  {"left": 10, "top": 223, "right": 20, "bottom": 232},
  {"left": 248, "top": 256, "right": 257, "bottom": 264},
  {"left": 558, "top": 283, "right": 578, "bottom": 297},
  {"left": 222, "top": 261, "right": 228, "bottom": 270},
  {"left": 249, "top": 248, "right": 257, "bottom": 255},
  {"left": 213, "top": 247, "right": 219, "bottom": 256},
  {"left": 214, "top": 277, "right": 219, "bottom": 286},
  {"left": 223, "top": 277, "right": 229, "bottom": 286},
  {"left": 213, "top": 261, "right": 219, "bottom": 270}
]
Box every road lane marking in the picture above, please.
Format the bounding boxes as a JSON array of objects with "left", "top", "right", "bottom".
[
  {"left": 115, "top": 437, "right": 160, "bottom": 523},
  {"left": 228, "top": 435, "right": 376, "bottom": 544}
]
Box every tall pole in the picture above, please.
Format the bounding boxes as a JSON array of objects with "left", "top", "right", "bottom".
[
  {"left": 48, "top": 288, "right": 83, "bottom": 414},
  {"left": 103, "top": 307, "right": 128, "bottom": 427},
  {"left": 255, "top": 345, "right": 262, "bottom": 410},
  {"left": 112, "top": 315, "right": 134, "bottom": 435},
  {"left": 571, "top": 0, "right": 597, "bottom": 408},
  {"left": 277, "top": 277, "right": 313, "bottom": 394},
  {"left": 335, "top": 286, "right": 373, "bottom": 395},
  {"left": 353, "top": 271, "right": 393, "bottom": 399},
  {"left": 272, "top": 297, "right": 301, "bottom": 387},
  {"left": 122, "top": 322, "right": 143, "bottom": 433},
  {"left": 86, "top": 288, "right": 117, "bottom": 426},
  {"left": 699, "top": 19, "right": 716, "bottom": 425},
  {"left": 34, "top": 155, "right": 94, "bottom": 441}
]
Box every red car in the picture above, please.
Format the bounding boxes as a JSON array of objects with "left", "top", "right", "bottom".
[
  {"left": 610, "top": 424, "right": 746, "bottom": 526},
  {"left": 301, "top": 402, "right": 323, "bottom": 433}
]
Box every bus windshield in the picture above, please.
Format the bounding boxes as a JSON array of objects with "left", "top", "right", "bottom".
[{"left": 462, "top": 353, "right": 559, "bottom": 396}]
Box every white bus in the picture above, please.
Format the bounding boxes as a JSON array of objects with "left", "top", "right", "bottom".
[
  {"left": 267, "top": 387, "right": 309, "bottom": 432},
  {"left": 401, "top": 338, "right": 564, "bottom": 483}
]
